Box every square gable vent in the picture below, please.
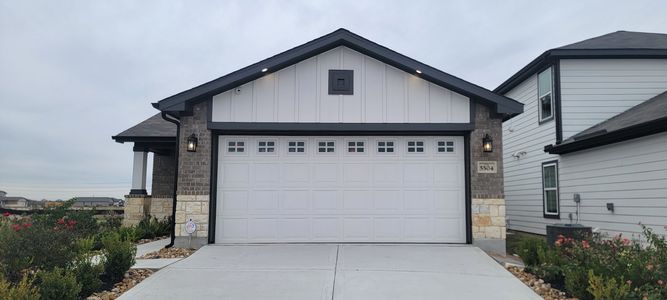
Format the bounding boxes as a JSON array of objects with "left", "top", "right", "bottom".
[{"left": 328, "top": 70, "right": 353, "bottom": 95}]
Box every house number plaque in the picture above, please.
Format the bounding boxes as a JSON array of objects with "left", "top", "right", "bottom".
[{"left": 477, "top": 161, "right": 497, "bottom": 174}]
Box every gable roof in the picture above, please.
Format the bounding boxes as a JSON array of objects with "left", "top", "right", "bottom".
[
  {"left": 154, "top": 28, "right": 522, "bottom": 117},
  {"left": 112, "top": 113, "right": 176, "bottom": 143},
  {"left": 495, "top": 31, "right": 667, "bottom": 94},
  {"left": 545, "top": 91, "right": 667, "bottom": 154}
]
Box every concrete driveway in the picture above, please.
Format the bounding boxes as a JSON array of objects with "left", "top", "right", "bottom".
[{"left": 120, "top": 244, "right": 539, "bottom": 300}]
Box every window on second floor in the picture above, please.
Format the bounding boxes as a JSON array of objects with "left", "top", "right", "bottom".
[{"left": 538, "top": 67, "right": 554, "bottom": 123}]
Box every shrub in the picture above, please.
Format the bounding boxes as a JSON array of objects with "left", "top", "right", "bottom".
[
  {"left": 116, "top": 226, "right": 140, "bottom": 242},
  {"left": 136, "top": 216, "right": 171, "bottom": 240},
  {"left": 72, "top": 259, "right": 104, "bottom": 297},
  {"left": 102, "top": 233, "right": 136, "bottom": 283},
  {"left": 587, "top": 270, "right": 631, "bottom": 300},
  {"left": 31, "top": 200, "right": 99, "bottom": 239},
  {"left": 515, "top": 236, "right": 547, "bottom": 267},
  {"left": 0, "top": 274, "right": 40, "bottom": 300},
  {"left": 563, "top": 265, "right": 592, "bottom": 300},
  {"left": 36, "top": 268, "right": 81, "bottom": 300}
]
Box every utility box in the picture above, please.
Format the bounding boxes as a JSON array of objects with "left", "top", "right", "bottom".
[{"left": 546, "top": 224, "right": 592, "bottom": 246}]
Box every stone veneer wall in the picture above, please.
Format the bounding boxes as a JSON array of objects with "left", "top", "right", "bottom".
[
  {"left": 123, "top": 195, "right": 151, "bottom": 227},
  {"left": 470, "top": 104, "right": 506, "bottom": 249},
  {"left": 174, "top": 102, "right": 211, "bottom": 247}
]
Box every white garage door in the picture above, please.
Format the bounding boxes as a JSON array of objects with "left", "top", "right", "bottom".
[{"left": 215, "top": 136, "right": 466, "bottom": 243}]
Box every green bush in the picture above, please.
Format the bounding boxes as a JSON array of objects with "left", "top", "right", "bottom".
[
  {"left": 72, "top": 259, "right": 104, "bottom": 297},
  {"left": 563, "top": 265, "right": 592, "bottom": 300},
  {"left": 587, "top": 270, "right": 630, "bottom": 300},
  {"left": 31, "top": 200, "right": 99, "bottom": 238},
  {"left": 136, "top": 216, "right": 171, "bottom": 240},
  {"left": 36, "top": 268, "right": 81, "bottom": 300},
  {"left": 0, "top": 274, "right": 40, "bottom": 300},
  {"left": 116, "top": 226, "right": 140, "bottom": 242},
  {"left": 515, "top": 236, "right": 547, "bottom": 267},
  {"left": 102, "top": 233, "right": 136, "bottom": 283}
]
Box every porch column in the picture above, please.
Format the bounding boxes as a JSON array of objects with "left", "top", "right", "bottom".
[{"left": 130, "top": 150, "right": 148, "bottom": 195}]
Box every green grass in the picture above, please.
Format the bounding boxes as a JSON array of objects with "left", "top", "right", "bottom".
[{"left": 506, "top": 229, "right": 546, "bottom": 256}]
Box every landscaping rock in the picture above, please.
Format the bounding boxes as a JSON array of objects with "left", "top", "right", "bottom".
[
  {"left": 506, "top": 266, "right": 575, "bottom": 300},
  {"left": 89, "top": 268, "right": 154, "bottom": 299},
  {"left": 139, "top": 247, "right": 196, "bottom": 259},
  {"left": 136, "top": 236, "right": 169, "bottom": 245}
]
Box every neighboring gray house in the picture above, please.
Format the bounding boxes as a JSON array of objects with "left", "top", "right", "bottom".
[
  {"left": 498, "top": 31, "right": 667, "bottom": 238},
  {"left": 71, "top": 197, "right": 124, "bottom": 207},
  {"left": 0, "top": 193, "right": 43, "bottom": 210},
  {"left": 114, "top": 29, "right": 523, "bottom": 250}
]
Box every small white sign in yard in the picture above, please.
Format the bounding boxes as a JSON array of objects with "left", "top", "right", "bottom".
[{"left": 185, "top": 219, "right": 197, "bottom": 234}]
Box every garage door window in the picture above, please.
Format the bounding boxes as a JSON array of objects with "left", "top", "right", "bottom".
[
  {"left": 227, "top": 141, "right": 245, "bottom": 153},
  {"left": 257, "top": 140, "right": 276, "bottom": 153},
  {"left": 437, "top": 141, "right": 455, "bottom": 153},
  {"left": 287, "top": 141, "right": 305, "bottom": 153},
  {"left": 317, "top": 141, "right": 335, "bottom": 153},
  {"left": 347, "top": 141, "right": 365, "bottom": 153},
  {"left": 377, "top": 141, "right": 395, "bottom": 153},
  {"left": 407, "top": 141, "right": 424, "bottom": 153}
]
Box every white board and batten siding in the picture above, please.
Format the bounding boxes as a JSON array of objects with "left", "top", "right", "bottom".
[
  {"left": 502, "top": 74, "right": 559, "bottom": 234},
  {"left": 559, "top": 132, "right": 667, "bottom": 237},
  {"left": 560, "top": 59, "right": 667, "bottom": 140},
  {"left": 211, "top": 46, "right": 470, "bottom": 124}
]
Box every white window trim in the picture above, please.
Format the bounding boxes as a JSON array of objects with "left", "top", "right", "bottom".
[
  {"left": 537, "top": 67, "right": 554, "bottom": 123},
  {"left": 225, "top": 139, "right": 248, "bottom": 155},
  {"left": 345, "top": 139, "right": 367, "bottom": 155},
  {"left": 316, "top": 140, "right": 336, "bottom": 155},
  {"left": 286, "top": 140, "right": 307, "bottom": 155},
  {"left": 376, "top": 139, "right": 398, "bottom": 155},
  {"left": 436, "top": 140, "right": 456, "bottom": 154},
  {"left": 542, "top": 162, "right": 559, "bottom": 216},
  {"left": 256, "top": 139, "right": 278, "bottom": 155}
]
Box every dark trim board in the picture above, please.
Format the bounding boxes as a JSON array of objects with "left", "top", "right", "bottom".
[
  {"left": 541, "top": 160, "right": 560, "bottom": 220},
  {"left": 545, "top": 116, "right": 667, "bottom": 154},
  {"left": 553, "top": 60, "right": 563, "bottom": 143},
  {"left": 155, "top": 28, "right": 522, "bottom": 117},
  {"left": 464, "top": 133, "right": 472, "bottom": 244},
  {"left": 208, "top": 122, "right": 474, "bottom": 135},
  {"left": 208, "top": 132, "right": 473, "bottom": 244}
]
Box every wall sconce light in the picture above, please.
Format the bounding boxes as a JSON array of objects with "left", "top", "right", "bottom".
[
  {"left": 482, "top": 134, "right": 493, "bottom": 152},
  {"left": 187, "top": 133, "right": 198, "bottom": 152}
]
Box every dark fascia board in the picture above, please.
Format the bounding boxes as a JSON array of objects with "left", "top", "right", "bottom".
[
  {"left": 545, "top": 116, "right": 667, "bottom": 155},
  {"left": 495, "top": 48, "right": 667, "bottom": 95},
  {"left": 111, "top": 136, "right": 176, "bottom": 144},
  {"left": 208, "top": 122, "right": 474, "bottom": 135},
  {"left": 156, "top": 28, "right": 523, "bottom": 116}
]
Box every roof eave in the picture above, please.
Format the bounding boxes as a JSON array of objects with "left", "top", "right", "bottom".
[{"left": 545, "top": 116, "right": 667, "bottom": 154}]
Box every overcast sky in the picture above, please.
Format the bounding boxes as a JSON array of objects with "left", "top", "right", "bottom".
[{"left": 1, "top": 1, "right": 665, "bottom": 200}]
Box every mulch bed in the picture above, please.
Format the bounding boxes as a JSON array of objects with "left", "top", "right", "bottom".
[
  {"left": 506, "top": 266, "right": 576, "bottom": 300},
  {"left": 139, "top": 247, "right": 196, "bottom": 259},
  {"left": 87, "top": 269, "right": 154, "bottom": 300}
]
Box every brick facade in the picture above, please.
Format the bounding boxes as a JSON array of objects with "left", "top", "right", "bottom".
[
  {"left": 174, "top": 102, "right": 211, "bottom": 247},
  {"left": 151, "top": 153, "right": 175, "bottom": 197},
  {"left": 470, "top": 103, "right": 506, "bottom": 251}
]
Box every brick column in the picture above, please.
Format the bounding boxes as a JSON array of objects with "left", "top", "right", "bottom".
[
  {"left": 174, "top": 102, "right": 211, "bottom": 248},
  {"left": 470, "top": 103, "right": 506, "bottom": 254}
]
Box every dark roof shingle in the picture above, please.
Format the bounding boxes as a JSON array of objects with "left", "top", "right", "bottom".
[
  {"left": 112, "top": 113, "right": 176, "bottom": 142},
  {"left": 558, "top": 31, "right": 667, "bottom": 50}
]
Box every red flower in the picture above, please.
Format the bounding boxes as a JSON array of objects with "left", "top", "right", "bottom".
[
  {"left": 555, "top": 240, "right": 562, "bottom": 246},
  {"left": 67, "top": 220, "right": 77, "bottom": 226},
  {"left": 658, "top": 280, "right": 664, "bottom": 286},
  {"left": 2, "top": 212, "right": 10, "bottom": 217},
  {"left": 57, "top": 218, "right": 65, "bottom": 225},
  {"left": 22, "top": 223, "right": 32, "bottom": 229},
  {"left": 11, "top": 224, "right": 21, "bottom": 231},
  {"left": 622, "top": 238, "right": 631, "bottom": 246},
  {"left": 582, "top": 240, "right": 590, "bottom": 249}
]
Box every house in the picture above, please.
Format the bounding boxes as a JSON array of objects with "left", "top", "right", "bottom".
[
  {"left": 0, "top": 192, "right": 43, "bottom": 210},
  {"left": 113, "top": 29, "right": 523, "bottom": 250},
  {"left": 71, "top": 197, "right": 124, "bottom": 207},
  {"left": 498, "top": 31, "right": 667, "bottom": 238}
]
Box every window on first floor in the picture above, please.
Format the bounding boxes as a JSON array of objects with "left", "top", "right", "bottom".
[
  {"left": 542, "top": 161, "right": 559, "bottom": 217},
  {"left": 317, "top": 141, "right": 335, "bottom": 153},
  {"left": 538, "top": 67, "right": 554, "bottom": 123}
]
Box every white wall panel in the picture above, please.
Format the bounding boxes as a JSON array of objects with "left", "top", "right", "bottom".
[
  {"left": 212, "top": 46, "right": 470, "bottom": 123},
  {"left": 560, "top": 59, "right": 667, "bottom": 139}
]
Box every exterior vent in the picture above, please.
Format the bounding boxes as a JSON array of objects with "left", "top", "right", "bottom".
[{"left": 328, "top": 70, "right": 353, "bottom": 95}]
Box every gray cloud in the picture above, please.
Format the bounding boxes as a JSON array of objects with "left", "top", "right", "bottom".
[{"left": 1, "top": 0, "right": 665, "bottom": 199}]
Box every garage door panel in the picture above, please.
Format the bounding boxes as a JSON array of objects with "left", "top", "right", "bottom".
[{"left": 217, "top": 135, "right": 466, "bottom": 243}]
